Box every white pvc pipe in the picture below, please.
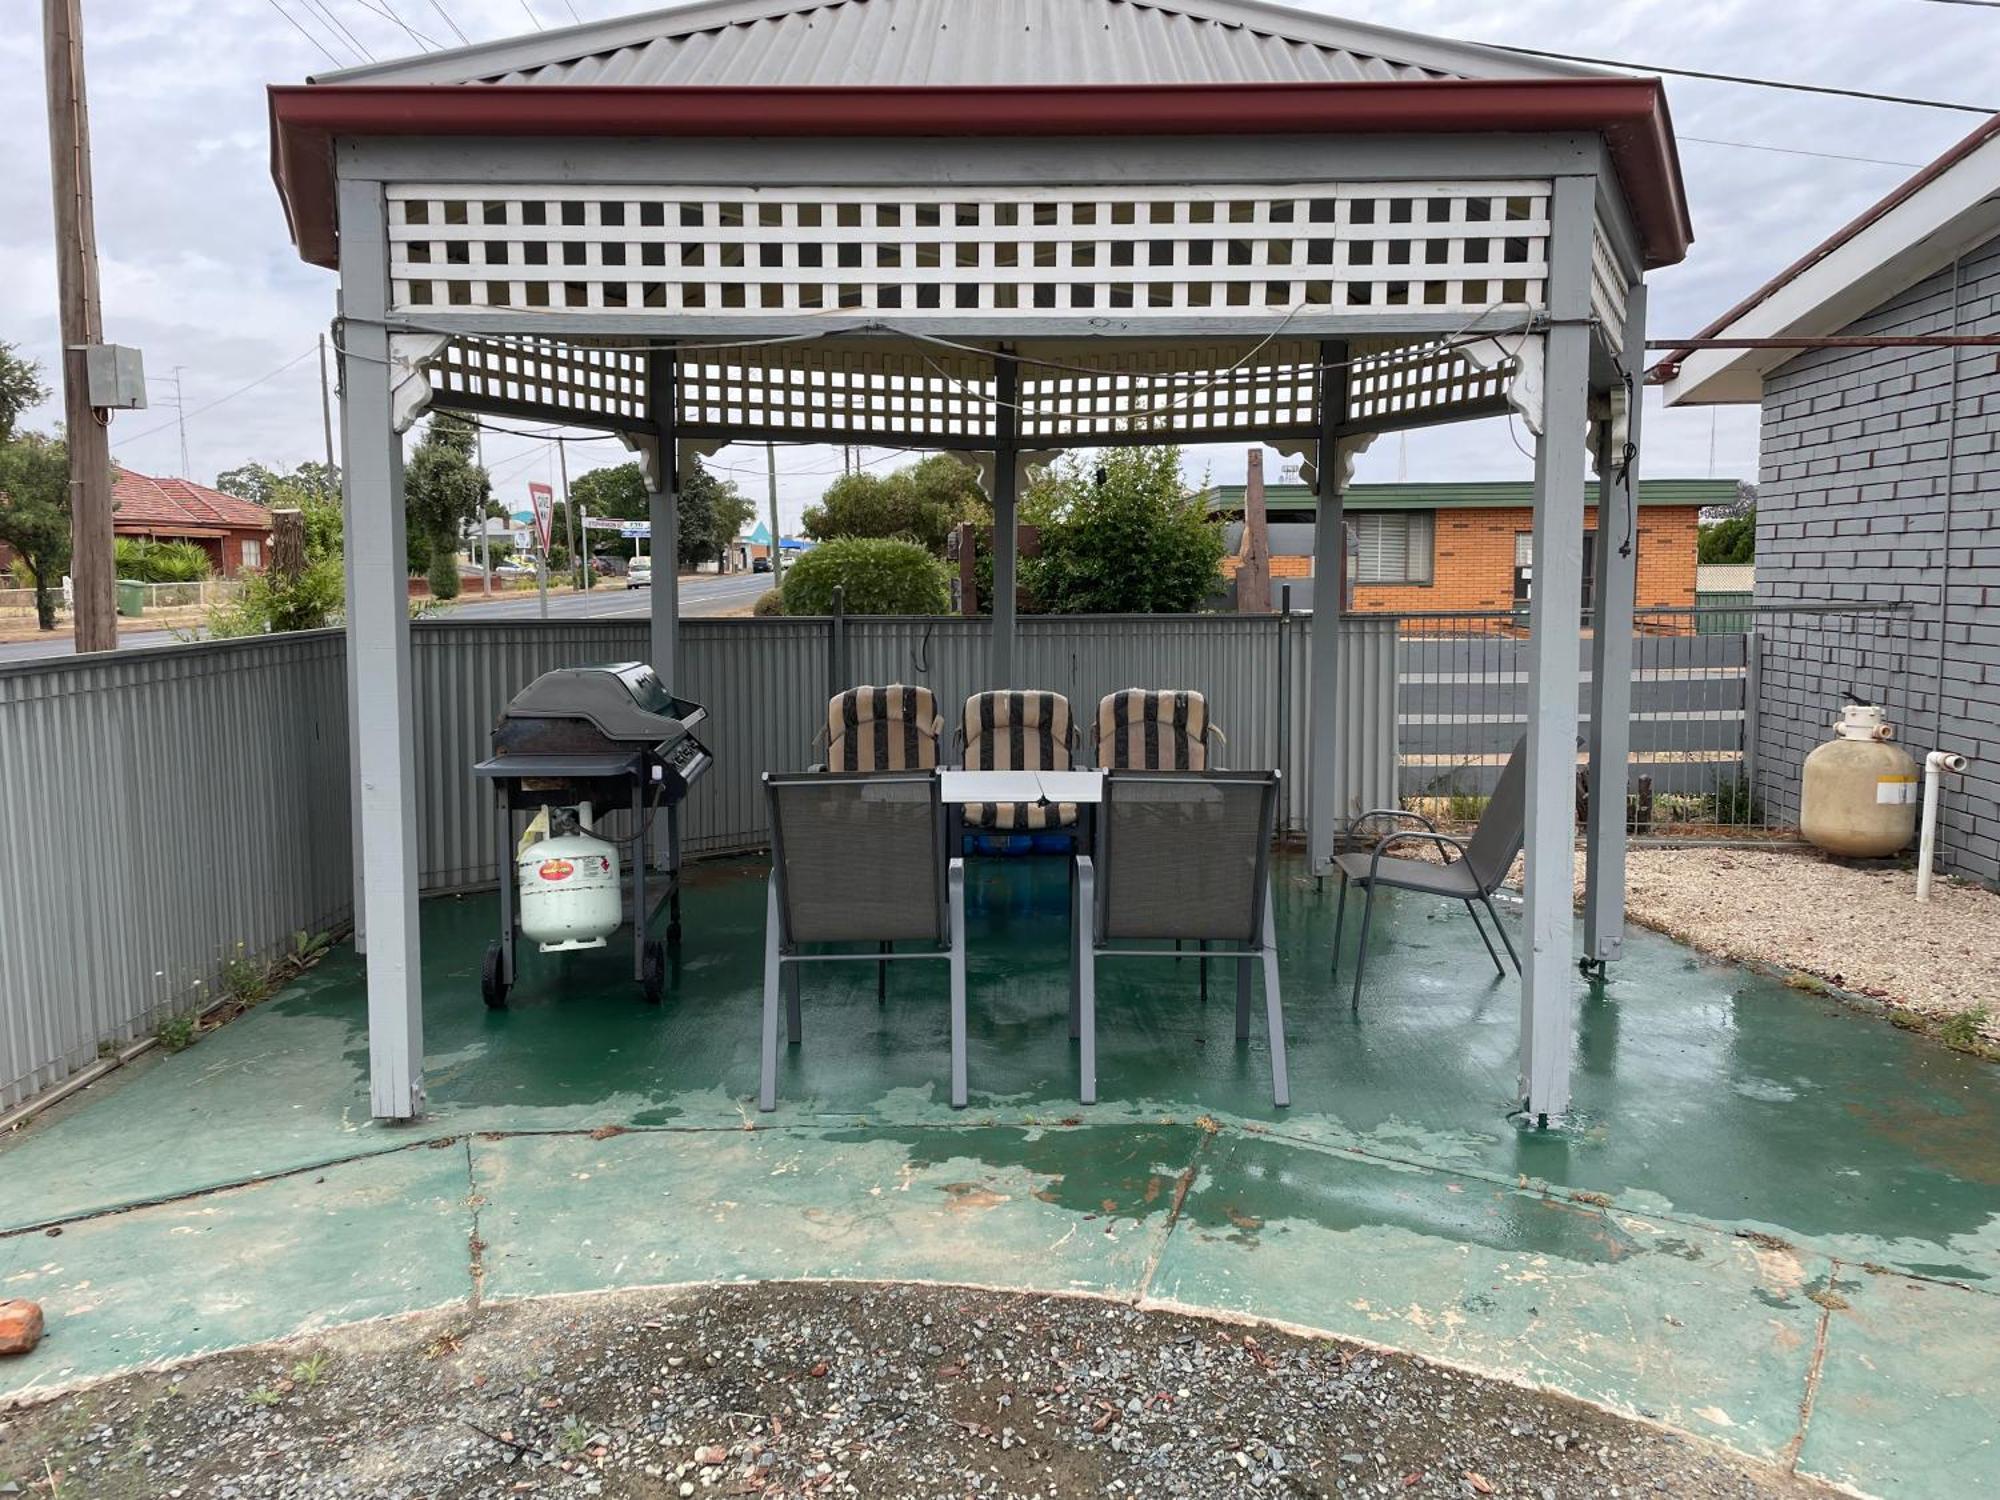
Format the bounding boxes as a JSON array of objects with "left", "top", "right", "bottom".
[{"left": 1917, "top": 749, "right": 1970, "bottom": 901}]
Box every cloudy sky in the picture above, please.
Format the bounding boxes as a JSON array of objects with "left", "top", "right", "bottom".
[{"left": 2, "top": 0, "right": 1990, "bottom": 528}]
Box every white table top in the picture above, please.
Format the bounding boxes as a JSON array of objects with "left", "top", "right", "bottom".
[{"left": 939, "top": 768, "right": 1105, "bottom": 805}]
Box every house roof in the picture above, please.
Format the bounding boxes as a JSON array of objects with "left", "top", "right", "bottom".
[
  {"left": 112, "top": 471, "right": 272, "bottom": 537},
  {"left": 1656, "top": 112, "right": 2000, "bottom": 405},
  {"left": 269, "top": 0, "right": 1690, "bottom": 273},
  {"left": 1204, "top": 478, "right": 1739, "bottom": 515},
  {"left": 310, "top": 0, "right": 1602, "bottom": 89}
]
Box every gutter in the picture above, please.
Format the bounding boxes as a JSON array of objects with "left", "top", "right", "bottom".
[{"left": 268, "top": 77, "right": 1690, "bottom": 273}]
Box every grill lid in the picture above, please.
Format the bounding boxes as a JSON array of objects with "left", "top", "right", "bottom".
[{"left": 497, "top": 662, "right": 703, "bottom": 745}]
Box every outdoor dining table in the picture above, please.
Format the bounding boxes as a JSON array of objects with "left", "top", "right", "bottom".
[{"left": 938, "top": 768, "right": 1105, "bottom": 860}]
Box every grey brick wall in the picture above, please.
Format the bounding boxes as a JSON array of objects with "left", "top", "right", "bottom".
[{"left": 1755, "top": 233, "right": 2000, "bottom": 883}]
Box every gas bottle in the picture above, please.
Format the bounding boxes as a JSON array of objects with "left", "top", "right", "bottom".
[
  {"left": 1800, "top": 704, "right": 1919, "bottom": 858},
  {"left": 518, "top": 832, "right": 622, "bottom": 950}
]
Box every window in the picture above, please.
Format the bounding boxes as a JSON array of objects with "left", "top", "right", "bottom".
[
  {"left": 241, "top": 539, "right": 263, "bottom": 570},
  {"left": 1513, "top": 530, "right": 1598, "bottom": 613},
  {"left": 1350, "top": 511, "right": 1433, "bottom": 585}
]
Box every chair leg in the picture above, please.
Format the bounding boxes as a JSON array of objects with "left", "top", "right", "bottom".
[
  {"left": 1199, "top": 939, "right": 1209, "bottom": 1004},
  {"left": 1482, "top": 893, "right": 1523, "bottom": 974},
  {"left": 948, "top": 859, "right": 967, "bottom": 1109},
  {"left": 1235, "top": 954, "right": 1252, "bottom": 1042},
  {"left": 1261, "top": 880, "right": 1289, "bottom": 1108},
  {"left": 1330, "top": 870, "right": 1350, "bottom": 975},
  {"left": 878, "top": 941, "right": 890, "bottom": 1003},
  {"left": 784, "top": 961, "right": 802, "bottom": 1045},
  {"left": 1068, "top": 856, "right": 1082, "bottom": 1040},
  {"left": 1465, "top": 899, "right": 1505, "bottom": 976},
  {"left": 1076, "top": 856, "right": 1097, "bottom": 1106},
  {"left": 1350, "top": 881, "right": 1377, "bottom": 1014},
  {"left": 759, "top": 882, "right": 782, "bottom": 1112}
]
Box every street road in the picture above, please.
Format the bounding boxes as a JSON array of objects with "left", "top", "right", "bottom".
[{"left": 0, "top": 571, "right": 773, "bottom": 664}]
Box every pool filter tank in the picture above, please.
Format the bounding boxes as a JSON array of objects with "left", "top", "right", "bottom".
[{"left": 1800, "top": 703, "right": 1919, "bottom": 858}]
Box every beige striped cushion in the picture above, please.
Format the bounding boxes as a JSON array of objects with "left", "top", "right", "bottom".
[
  {"left": 962, "top": 690, "right": 1077, "bottom": 831},
  {"left": 826, "top": 685, "right": 942, "bottom": 772},
  {"left": 1094, "top": 689, "right": 1210, "bottom": 770}
]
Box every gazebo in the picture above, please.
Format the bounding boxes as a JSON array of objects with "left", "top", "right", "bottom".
[{"left": 268, "top": 0, "right": 1689, "bottom": 1124}]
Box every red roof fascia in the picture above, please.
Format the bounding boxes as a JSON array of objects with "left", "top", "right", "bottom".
[
  {"left": 269, "top": 78, "right": 1690, "bottom": 273},
  {"left": 1650, "top": 110, "right": 2000, "bottom": 380}
]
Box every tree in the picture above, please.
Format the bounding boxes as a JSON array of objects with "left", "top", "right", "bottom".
[
  {"left": 567, "top": 458, "right": 753, "bottom": 570},
  {"left": 0, "top": 433, "right": 73, "bottom": 629},
  {"left": 1021, "top": 446, "right": 1224, "bottom": 615},
  {"left": 1698, "top": 507, "right": 1756, "bottom": 565},
  {"left": 802, "top": 455, "right": 983, "bottom": 555},
  {"left": 0, "top": 342, "right": 50, "bottom": 444},
  {"left": 205, "top": 471, "right": 346, "bottom": 638},
  {"left": 216, "top": 459, "right": 340, "bottom": 509},
  {"left": 777, "top": 537, "right": 950, "bottom": 615},
  {"left": 403, "top": 413, "right": 489, "bottom": 600}
]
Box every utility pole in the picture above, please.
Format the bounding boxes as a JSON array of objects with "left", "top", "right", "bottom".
[
  {"left": 765, "top": 441, "right": 785, "bottom": 583},
  {"left": 43, "top": 0, "right": 116, "bottom": 652},
  {"left": 558, "top": 437, "right": 581, "bottom": 590},
  {"left": 318, "top": 331, "right": 337, "bottom": 477},
  {"left": 474, "top": 428, "right": 491, "bottom": 596},
  {"left": 172, "top": 366, "right": 190, "bottom": 477}
]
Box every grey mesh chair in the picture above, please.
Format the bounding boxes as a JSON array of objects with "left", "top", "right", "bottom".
[
  {"left": 761, "top": 772, "right": 967, "bottom": 1111},
  {"left": 1331, "top": 737, "right": 1529, "bottom": 1011},
  {"left": 1071, "top": 771, "right": 1288, "bottom": 1108}
]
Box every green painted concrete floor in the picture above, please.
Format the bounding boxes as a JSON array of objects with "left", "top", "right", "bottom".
[{"left": 2, "top": 854, "right": 1996, "bottom": 1497}]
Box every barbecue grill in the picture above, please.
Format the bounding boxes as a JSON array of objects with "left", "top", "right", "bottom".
[{"left": 473, "top": 662, "right": 711, "bottom": 1007}]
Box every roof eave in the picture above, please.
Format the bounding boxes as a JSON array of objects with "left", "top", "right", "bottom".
[{"left": 270, "top": 78, "right": 1690, "bottom": 275}]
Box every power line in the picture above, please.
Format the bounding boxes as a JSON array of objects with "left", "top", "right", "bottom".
[
  {"left": 111, "top": 347, "right": 319, "bottom": 450},
  {"left": 300, "top": 0, "right": 373, "bottom": 62},
  {"left": 1911, "top": 0, "right": 2000, "bottom": 8},
  {"left": 346, "top": 0, "right": 437, "bottom": 50},
  {"left": 262, "top": 0, "right": 344, "bottom": 66},
  {"left": 423, "top": 0, "right": 471, "bottom": 45},
  {"left": 516, "top": 0, "right": 545, "bottom": 30},
  {"left": 1480, "top": 41, "right": 1998, "bottom": 115},
  {"left": 1679, "top": 135, "right": 1925, "bottom": 170}
]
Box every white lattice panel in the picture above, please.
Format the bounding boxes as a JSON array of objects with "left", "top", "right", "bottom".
[
  {"left": 1344, "top": 339, "right": 1513, "bottom": 427},
  {"left": 677, "top": 344, "right": 996, "bottom": 440},
  {"left": 385, "top": 182, "right": 1552, "bottom": 320},
  {"left": 431, "top": 336, "right": 648, "bottom": 424},
  {"left": 1018, "top": 344, "right": 1317, "bottom": 441},
  {"left": 1589, "top": 222, "right": 1630, "bottom": 341}
]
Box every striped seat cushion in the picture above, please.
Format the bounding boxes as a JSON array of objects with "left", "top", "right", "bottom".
[
  {"left": 1095, "top": 689, "right": 1212, "bottom": 770},
  {"left": 825, "top": 684, "right": 943, "bottom": 772},
  {"left": 962, "top": 689, "right": 1078, "bottom": 831}
]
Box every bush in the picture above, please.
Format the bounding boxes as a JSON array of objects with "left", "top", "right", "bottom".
[
  {"left": 206, "top": 556, "right": 345, "bottom": 637},
  {"left": 1022, "top": 447, "right": 1223, "bottom": 615},
  {"left": 776, "top": 538, "right": 950, "bottom": 616},
  {"left": 427, "top": 547, "right": 462, "bottom": 601},
  {"left": 114, "top": 537, "right": 213, "bottom": 583},
  {"left": 753, "top": 588, "right": 785, "bottom": 618}
]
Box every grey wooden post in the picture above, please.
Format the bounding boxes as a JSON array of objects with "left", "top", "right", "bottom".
[
  {"left": 647, "top": 350, "right": 679, "bottom": 685},
  {"left": 336, "top": 176, "right": 424, "bottom": 1121},
  {"left": 989, "top": 351, "right": 1019, "bottom": 689},
  {"left": 1519, "top": 175, "right": 1597, "bottom": 1123},
  {"left": 1583, "top": 283, "right": 1647, "bottom": 967},
  {"left": 335, "top": 296, "right": 366, "bottom": 957},
  {"left": 1307, "top": 340, "right": 1349, "bottom": 873}
]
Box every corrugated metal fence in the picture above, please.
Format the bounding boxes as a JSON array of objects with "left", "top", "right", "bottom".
[
  {"left": 0, "top": 633, "right": 352, "bottom": 1109},
  {"left": 0, "top": 612, "right": 1394, "bottom": 1109}
]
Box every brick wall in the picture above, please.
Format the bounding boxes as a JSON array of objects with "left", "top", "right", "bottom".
[{"left": 1755, "top": 233, "right": 2000, "bottom": 882}]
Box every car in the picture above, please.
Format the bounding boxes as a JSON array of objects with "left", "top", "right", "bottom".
[
  {"left": 626, "top": 559, "right": 653, "bottom": 590},
  {"left": 752, "top": 556, "right": 772, "bottom": 574},
  {"left": 494, "top": 561, "right": 535, "bottom": 578}
]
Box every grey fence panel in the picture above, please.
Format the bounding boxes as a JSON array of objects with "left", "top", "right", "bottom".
[
  {"left": 0, "top": 634, "right": 351, "bottom": 1110},
  {"left": 844, "top": 617, "right": 991, "bottom": 743}
]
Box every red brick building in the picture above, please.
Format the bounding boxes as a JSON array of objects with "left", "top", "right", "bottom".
[
  {"left": 1206, "top": 479, "right": 1733, "bottom": 616},
  {"left": 110, "top": 470, "right": 274, "bottom": 578}
]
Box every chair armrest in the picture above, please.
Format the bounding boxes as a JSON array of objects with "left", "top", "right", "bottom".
[
  {"left": 1347, "top": 807, "right": 1436, "bottom": 840},
  {"left": 1367, "top": 830, "right": 1472, "bottom": 880}
]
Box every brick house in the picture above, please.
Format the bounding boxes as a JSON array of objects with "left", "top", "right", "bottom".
[
  {"left": 1659, "top": 114, "right": 2000, "bottom": 883},
  {"left": 1204, "top": 479, "right": 1725, "bottom": 616},
  {"left": 111, "top": 470, "right": 274, "bottom": 578}
]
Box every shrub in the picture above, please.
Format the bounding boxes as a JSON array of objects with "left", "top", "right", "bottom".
[
  {"left": 753, "top": 587, "right": 786, "bottom": 618},
  {"left": 777, "top": 538, "right": 949, "bottom": 616},
  {"left": 1022, "top": 447, "right": 1223, "bottom": 615},
  {"left": 113, "top": 537, "right": 213, "bottom": 583}
]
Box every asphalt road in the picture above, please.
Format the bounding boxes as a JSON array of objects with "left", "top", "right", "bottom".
[{"left": 0, "top": 572, "right": 774, "bottom": 664}]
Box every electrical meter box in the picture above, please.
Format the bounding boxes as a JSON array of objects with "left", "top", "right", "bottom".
[{"left": 84, "top": 345, "right": 147, "bottom": 410}]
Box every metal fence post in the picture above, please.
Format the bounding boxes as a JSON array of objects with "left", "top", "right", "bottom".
[
  {"left": 1275, "top": 586, "right": 1292, "bottom": 804},
  {"left": 829, "top": 584, "right": 848, "bottom": 700},
  {"left": 1743, "top": 626, "right": 1761, "bottom": 824}
]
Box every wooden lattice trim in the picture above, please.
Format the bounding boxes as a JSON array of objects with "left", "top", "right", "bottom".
[{"left": 384, "top": 182, "right": 1554, "bottom": 320}]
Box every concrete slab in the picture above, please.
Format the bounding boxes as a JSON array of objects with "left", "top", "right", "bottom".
[
  {"left": 1797, "top": 1267, "right": 2000, "bottom": 1498},
  {"left": 474, "top": 1122, "right": 1200, "bottom": 1303},
  {"left": 1146, "top": 1131, "right": 1830, "bottom": 1463},
  {"left": 0, "top": 1145, "right": 472, "bottom": 1399}
]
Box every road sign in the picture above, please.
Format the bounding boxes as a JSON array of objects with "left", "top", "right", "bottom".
[{"left": 527, "top": 483, "right": 554, "bottom": 551}]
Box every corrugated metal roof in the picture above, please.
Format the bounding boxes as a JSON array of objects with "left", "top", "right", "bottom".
[{"left": 318, "top": 0, "right": 1598, "bottom": 89}]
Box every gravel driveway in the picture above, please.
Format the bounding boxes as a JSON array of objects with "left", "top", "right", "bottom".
[{"left": 2, "top": 1282, "right": 1839, "bottom": 1499}]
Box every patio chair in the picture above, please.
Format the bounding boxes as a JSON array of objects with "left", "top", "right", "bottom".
[
  {"left": 957, "top": 690, "right": 1081, "bottom": 834},
  {"left": 816, "top": 684, "right": 944, "bottom": 772},
  {"left": 1090, "top": 689, "right": 1224, "bottom": 770},
  {"left": 1330, "top": 737, "right": 1529, "bottom": 1012},
  {"left": 760, "top": 772, "right": 967, "bottom": 1111},
  {"left": 1071, "top": 770, "right": 1289, "bottom": 1108}
]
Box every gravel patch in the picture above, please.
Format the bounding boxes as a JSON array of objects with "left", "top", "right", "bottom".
[
  {"left": 1614, "top": 848, "right": 2000, "bottom": 1039},
  {"left": 0, "top": 1282, "right": 1837, "bottom": 1499}
]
